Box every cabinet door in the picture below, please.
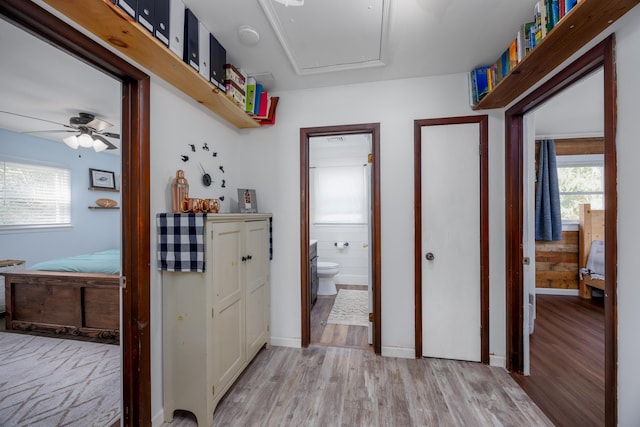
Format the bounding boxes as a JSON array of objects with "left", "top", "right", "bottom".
[
  {"left": 210, "top": 221, "right": 245, "bottom": 390},
  {"left": 244, "top": 220, "right": 270, "bottom": 359}
]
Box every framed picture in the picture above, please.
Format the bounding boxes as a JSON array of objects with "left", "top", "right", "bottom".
[
  {"left": 238, "top": 188, "right": 258, "bottom": 213},
  {"left": 89, "top": 168, "right": 116, "bottom": 189}
]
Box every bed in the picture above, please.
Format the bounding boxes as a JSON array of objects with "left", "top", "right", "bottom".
[
  {"left": 1, "top": 249, "right": 120, "bottom": 341},
  {"left": 578, "top": 204, "right": 605, "bottom": 299}
]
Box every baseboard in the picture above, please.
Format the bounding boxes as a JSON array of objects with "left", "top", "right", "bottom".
[
  {"left": 335, "top": 274, "right": 368, "bottom": 286},
  {"left": 535, "top": 288, "right": 579, "bottom": 296},
  {"left": 269, "top": 336, "right": 301, "bottom": 348},
  {"left": 152, "top": 410, "right": 165, "bottom": 427},
  {"left": 490, "top": 354, "right": 506, "bottom": 368},
  {"left": 381, "top": 346, "right": 415, "bottom": 359}
]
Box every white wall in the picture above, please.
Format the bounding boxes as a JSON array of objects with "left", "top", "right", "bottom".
[{"left": 237, "top": 74, "right": 506, "bottom": 359}]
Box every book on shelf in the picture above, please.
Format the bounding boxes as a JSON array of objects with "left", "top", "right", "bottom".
[
  {"left": 519, "top": 22, "right": 535, "bottom": 59},
  {"left": 254, "top": 96, "right": 279, "bottom": 125},
  {"left": 469, "top": 66, "right": 490, "bottom": 105},
  {"left": 253, "top": 83, "right": 263, "bottom": 116},
  {"left": 245, "top": 77, "right": 256, "bottom": 114},
  {"left": 508, "top": 38, "right": 518, "bottom": 70}
]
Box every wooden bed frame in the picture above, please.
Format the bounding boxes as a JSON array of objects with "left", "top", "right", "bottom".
[
  {"left": 578, "top": 203, "right": 605, "bottom": 299},
  {"left": 1, "top": 270, "right": 120, "bottom": 340}
]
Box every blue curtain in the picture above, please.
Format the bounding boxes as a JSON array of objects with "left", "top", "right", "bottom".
[{"left": 535, "top": 139, "right": 562, "bottom": 240}]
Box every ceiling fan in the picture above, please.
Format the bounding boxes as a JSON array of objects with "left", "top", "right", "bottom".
[{"left": 1, "top": 111, "right": 120, "bottom": 152}]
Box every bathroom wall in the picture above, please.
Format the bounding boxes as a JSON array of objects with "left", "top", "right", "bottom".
[{"left": 309, "top": 134, "right": 371, "bottom": 285}]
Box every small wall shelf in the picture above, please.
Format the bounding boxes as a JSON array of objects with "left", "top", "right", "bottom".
[
  {"left": 88, "top": 187, "right": 119, "bottom": 192},
  {"left": 88, "top": 206, "right": 120, "bottom": 210},
  {"left": 43, "top": 0, "right": 261, "bottom": 129},
  {"left": 473, "top": 0, "right": 640, "bottom": 110}
]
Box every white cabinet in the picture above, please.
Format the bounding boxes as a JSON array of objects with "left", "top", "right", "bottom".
[{"left": 162, "top": 214, "right": 271, "bottom": 426}]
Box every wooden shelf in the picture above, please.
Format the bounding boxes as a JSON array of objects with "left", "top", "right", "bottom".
[
  {"left": 89, "top": 206, "right": 120, "bottom": 210},
  {"left": 88, "top": 187, "right": 119, "bottom": 192},
  {"left": 473, "top": 0, "right": 640, "bottom": 110},
  {"left": 43, "top": 0, "right": 261, "bottom": 129}
]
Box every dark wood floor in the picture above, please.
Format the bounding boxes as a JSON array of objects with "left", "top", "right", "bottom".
[
  {"left": 512, "top": 294, "right": 605, "bottom": 427},
  {"left": 310, "top": 284, "right": 370, "bottom": 349}
]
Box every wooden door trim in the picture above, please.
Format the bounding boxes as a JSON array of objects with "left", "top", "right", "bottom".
[
  {"left": 300, "top": 123, "right": 381, "bottom": 355},
  {"left": 0, "top": 2, "right": 152, "bottom": 425},
  {"left": 414, "top": 115, "right": 490, "bottom": 363},
  {"left": 504, "top": 35, "right": 617, "bottom": 426}
]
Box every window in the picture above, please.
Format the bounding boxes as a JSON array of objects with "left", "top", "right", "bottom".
[
  {"left": 312, "top": 165, "right": 368, "bottom": 224},
  {"left": 556, "top": 154, "right": 604, "bottom": 221},
  {"left": 0, "top": 160, "right": 71, "bottom": 229}
]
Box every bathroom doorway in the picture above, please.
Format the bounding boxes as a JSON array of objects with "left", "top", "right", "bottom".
[{"left": 300, "top": 123, "right": 381, "bottom": 354}]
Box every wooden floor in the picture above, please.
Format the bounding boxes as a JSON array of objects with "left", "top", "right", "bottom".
[
  {"left": 163, "top": 345, "right": 552, "bottom": 427},
  {"left": 512, "top": 294, "right": 605, "bottom": 426},
  {"left": 310, "top": 284, "right": 369, "bottom": 349}
]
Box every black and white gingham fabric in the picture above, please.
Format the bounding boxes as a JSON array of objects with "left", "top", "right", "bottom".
[{"left": 157, "top": 213, "right": 206, "bottom": 272}]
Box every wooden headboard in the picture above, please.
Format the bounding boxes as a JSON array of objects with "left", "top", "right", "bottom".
[{"left": 578, "top": 203, "right": 605, "bottom": 269}]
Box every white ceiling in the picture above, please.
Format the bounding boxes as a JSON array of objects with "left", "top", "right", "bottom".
[{"left": 0, "top": 0, "right": 602, "bottom": 146}]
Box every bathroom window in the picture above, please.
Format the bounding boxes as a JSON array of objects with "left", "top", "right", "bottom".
[{"left": 312, "top": 165, "right": 367, "bottom": 224}]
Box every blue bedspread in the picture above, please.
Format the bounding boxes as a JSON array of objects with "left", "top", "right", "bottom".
[{"left": 29, "top": 249, "right": 120, "bottom": 275}]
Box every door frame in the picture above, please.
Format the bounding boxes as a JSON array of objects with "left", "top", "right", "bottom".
[
  {"left": 300, "top": 123, "right": 381, "bottom": 354},
  {"left": 504, "top": 35, "right": 617, "bottom": 425},
  {"left": 414, "top": 116, "right": 489, "bottom": 362},
  {"left": 0, "top": 2, "right": 152, "bottom": 424}
]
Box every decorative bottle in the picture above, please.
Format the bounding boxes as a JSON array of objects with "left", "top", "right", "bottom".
[{"left": 171, "top": 170, "right": 189, "bottom": 213}]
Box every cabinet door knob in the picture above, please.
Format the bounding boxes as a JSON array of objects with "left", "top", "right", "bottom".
[
  {"left": 241, "top": 256, "right": 247, "bottom": 262},
  {"left": 247, "top": 255, "right": 252, "bottom": 260}
]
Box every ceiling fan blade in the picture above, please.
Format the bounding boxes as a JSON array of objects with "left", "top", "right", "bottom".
[
  {"left": 93, "top": 134, "right": 118, "bottom": 150},
  {"left": 87, "top": 117, "right": 113, "bottom": 132},
  {"left": 23, "top": 129, "right": 76, "bottom": 134},
  {"left": 0, "top": 110, "right": 74, "bottom": 129},
  {"left": 99, "top": 131, "right": 120, "bottom": 139}
]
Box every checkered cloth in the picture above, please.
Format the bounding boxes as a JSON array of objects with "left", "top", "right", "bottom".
[{"left": 156, "top": 213, "right": 207, "bottom": 272}]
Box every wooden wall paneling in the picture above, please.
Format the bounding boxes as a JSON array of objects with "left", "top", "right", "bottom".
[{"left": 535, "top": 231, "right": 579, "bottom": 289}]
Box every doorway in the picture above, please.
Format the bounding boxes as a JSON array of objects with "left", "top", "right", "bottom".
[
  {"left": 413, "top": 116, "right": 489, "bottom": 363},
  {"left": 0, "top": 1, "right": 152, "bottom": 424},
  {"left": 505, "top": 36, "right": 617, "bottom": 425},
  {"left": 300, "top": 123, "right": 381, "bottom": 354}
]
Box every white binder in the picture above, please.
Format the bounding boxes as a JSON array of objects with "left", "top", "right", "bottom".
[
  {"left": 198, "top": 21, "right": 210, "bottom": 81},
  {"left": 168, "top": 0, "right": 185, "bottom": 59}
]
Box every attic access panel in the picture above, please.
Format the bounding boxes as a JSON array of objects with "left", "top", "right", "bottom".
[{"left": 260, "top": 0, "right": 390, "bottom": 75}]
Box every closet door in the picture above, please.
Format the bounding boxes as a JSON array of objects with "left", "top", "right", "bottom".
[
  {"left": 211, "top": 221, "right": 245, "bottom": 389},
  {"left": 244, "top": 220, "right": 270, "bottom": 359},
  {"left": 421, "top": 123, "right": 481, "bottom": 362}
]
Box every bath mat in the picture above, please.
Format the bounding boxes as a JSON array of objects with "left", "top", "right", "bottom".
[{"left": 327, "top": 289, "right": 369, "bottom": 327}]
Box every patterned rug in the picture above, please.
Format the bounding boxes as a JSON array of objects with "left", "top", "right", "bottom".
[
  {"left": 327, "top": 289, "right": 369, "bottom": 327},
  {"left": 0, "top": 332, "right": 120, "bottom": 427}
]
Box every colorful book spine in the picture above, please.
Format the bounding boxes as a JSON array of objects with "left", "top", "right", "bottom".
[
  {"left": 470, "top": 65, "right": 490, "bottom": 104},
  {"left": 253, "top": 83, "right": 263, "bottom": 116},
  {"left": 245, "top": 77, "right": 256, "bottom": 114},
  {"left": 566, "top": 0, "right": 578, "bottom": 14}
]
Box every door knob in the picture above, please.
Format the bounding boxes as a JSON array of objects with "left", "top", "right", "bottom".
[{"left": 425, "top": 252, "right": 435, "bottom": 261}]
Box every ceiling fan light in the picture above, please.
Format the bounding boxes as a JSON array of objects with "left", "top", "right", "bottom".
[
  {"left": 93, "top": 138, "right": 109, "bottom": 152},
  {"left": 63, "top": 135, "right": 79, "bottom": 149},
  {"left": 78, "top": 132, "right": 94, "bottom": 148}
]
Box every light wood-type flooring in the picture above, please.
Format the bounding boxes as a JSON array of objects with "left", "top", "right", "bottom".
[
  {"left": 512, "top": 294, "right": 605, "bottom": 426},
  {"left": 311, "top": 284, "right": 369, "bottom": 349},
  {"left": 163, "top": 345, "right": 552, "bottom": 426}
]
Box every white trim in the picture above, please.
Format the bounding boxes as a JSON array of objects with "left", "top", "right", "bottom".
[
  {"left": 152, "top": 410, "right": 165, "bottom": 427},
  {"left": 536, "top": 132, "right": 604, "bottom": 140},
  {"left": 490, "top": 354, "right": 506, "bottom": 369},
  {"left": 269, "top": 336, "right": 301, "bottom": 348},
  {"left": 381, "top": 346, "right": 415, "bottom": 359},
  {"left": 536, "top": 288, "right": 580, "bottom": 296}
]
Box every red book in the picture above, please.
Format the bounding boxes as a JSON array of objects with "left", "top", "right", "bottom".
[{"left": 257, "top": 91, "right": 268, "bottom": 117}]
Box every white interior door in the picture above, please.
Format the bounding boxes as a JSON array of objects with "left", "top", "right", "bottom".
[{"left": 421, "top": 123, "right": 481, "bottom": 362}]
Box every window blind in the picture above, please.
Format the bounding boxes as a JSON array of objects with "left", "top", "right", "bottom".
[{"left": 0, "top": 160, "right": 71, "bottom": 228}]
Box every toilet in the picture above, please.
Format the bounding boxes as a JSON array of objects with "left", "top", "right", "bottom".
[{"left": 317, "top": 261, "right": 340, "bottom": 295}]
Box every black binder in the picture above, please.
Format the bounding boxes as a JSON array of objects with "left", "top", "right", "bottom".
[
  {"left": 116, "top": 0, "right": 137, "bottom": 19},
  {"left": 137, "top": 0, "right": 154, "bottom": 34},
  {"left": 209, "top": 34, "right": 226, "bottom": 91},
  {"left": 183, "top": 9, "right": 199, "bottom": 71},
  {"left": 154, "top": 0, "right": 170, "bottom": 46}
]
